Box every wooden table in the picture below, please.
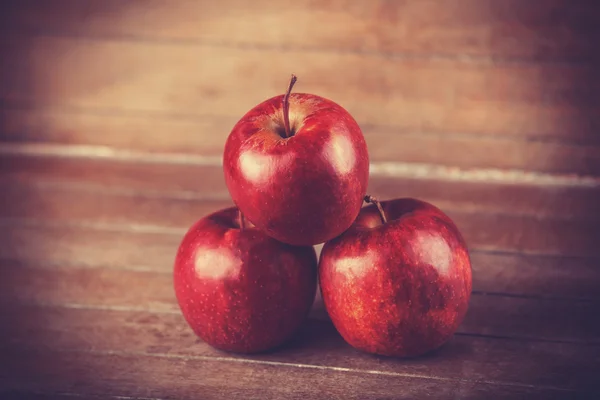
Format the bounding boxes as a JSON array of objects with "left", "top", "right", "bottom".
[{"left": 0, "top": 148, "right": 598, "bottom": 399}]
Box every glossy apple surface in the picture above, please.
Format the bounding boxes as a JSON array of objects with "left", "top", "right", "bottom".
[
  {"left": 319, "top": 198, "right": 472, "bottom": 357},
  {"left": 223, "top": 91, "right": 369, "bottom": 246},
  {"left": 174, "top": 207, "right": 318, "bottom": 353}
]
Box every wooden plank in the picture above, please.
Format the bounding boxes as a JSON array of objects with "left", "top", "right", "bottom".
[
  {"left": 1, "top": 153, "right": 599, "bottom": 221},
  {"left": 1, "top": 348, "right": 580, "bottom": 400},
  {"left": 0, "top": 225, "right": 180, "bottom": 272},
  {"left": 0, "top": 107, "right": 234, "bottom": 163},
  {"left": 1, "top": 305, "right": 598, "bottom": 395},
  {"left": 366, "top": 175, "right": 600, "bottom": 222},
  {"left": 1, "top": 262, "right": 598, "bottom": 344},
  {"left": 451, "top": 213, "right": 599, "bottom": 258},
  {"left": 1, "top": 0, "right": 599, "bottom": 62},
  {"left": 0, "top": 180, "right": 227, "bottom": 230},
  {"left": 0, "top": 264, "right": 179, "bottom": 314},
  {"left": 1, "top": 171, "right": 598, "bottom": 258},
  {"left": 2, "top": 108, "right": 600, "bottom": 175},
  {"left": 1, "top": 36, "right": 599, "bottom": 145},
  {"left": 1, "top": 224, "right": 599, "bottom": 301},
  {"left": 0, "top": 154, "right": 230, "bottom": 197},
  {"left": 468, "top": 252, "right": 600, "bottom": 300}
]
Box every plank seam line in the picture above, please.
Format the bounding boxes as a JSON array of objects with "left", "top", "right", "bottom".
[
  {"left": 469, "top": 290, "right": 596, "bottom": 303},
  {"left": 20, "top": 347, "right": 586, "bottom": 393},
  {"left": 1, "top": 143, "right": 599, "bottom": 187},
  {"left": 5, "top": 300, "right": 599, "bottom": 347},
  {"left": 3, "top": 29, "right": 595, "bottom": 67},
  {"left": 0, "top": 217, "right": 187, "bottom": 235}
]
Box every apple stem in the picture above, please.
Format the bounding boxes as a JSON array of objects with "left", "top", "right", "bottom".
[
  {"left": 282, "top": 74, "right": 297, "bottom": 138},
  {"left": 238, "top": 209, "right": 247, "bottom": 230},
  {"left": 364, "top": 195, "right": 388, "bottom": 224}
]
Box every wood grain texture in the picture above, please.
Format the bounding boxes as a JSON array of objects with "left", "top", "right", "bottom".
[
  {"left": 4, "top": 192, "right": 600, "bottom": 259},
  {"left": 1, "top": 261, "right": 599, "bottom": 344},
  {"left": 2, "top": 107, "right": 600, "bottom": 175},
  {"left": 2, "top": 223, "right": 600, "bottom": 301},
  {"left": 1, "top": 187, "right": 598, "bottom": 258},
  {"left": 1, "top": 155, "right": 599, "bottom": 258},
  {"left": 2, "top": 153, "right": 599, "bottom": 220},
  {"left": 1, "top": 0, "right": 599, "bottom": 61},
  {"left": 1, "top": 348, "right": 582, "bottom": 400},
  {"left": 0, "top": 36, "right": 598, "bottom": 147},
  {"left": 1, "top": 305, "right": 598, "bottom": 394}
]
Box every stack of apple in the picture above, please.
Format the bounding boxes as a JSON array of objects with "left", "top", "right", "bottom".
[{"left": 174, "top": 76, "right": 472, "bottom": 357}]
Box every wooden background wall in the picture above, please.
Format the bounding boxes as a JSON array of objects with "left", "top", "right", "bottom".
[{"left": 1, "top": 0, "right": 599, "bottom": 178}]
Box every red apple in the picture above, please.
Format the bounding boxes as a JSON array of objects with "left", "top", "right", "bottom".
[
  {"left": 223, "top": 75, "right": 369, "bottom": 246},
  {"left": 318, "top": 196, "right": 472, "bottom": 357},
  {"left": 174, "top": 206, "right": 318, "bottom": 353}
]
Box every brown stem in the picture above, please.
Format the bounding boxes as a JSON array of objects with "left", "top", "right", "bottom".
[
  {"left": 238, "top": 209, "right": 247, "bottom": 230},
  {"left": 364, "top": 195, "right": 388, "bottom": 224},
  {"left": 282, "top": 74, "right": 297, "bottom": 138}
]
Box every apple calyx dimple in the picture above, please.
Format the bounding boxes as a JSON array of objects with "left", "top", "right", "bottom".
[
  {"left": 364, "top": 195, "right": 388, "bottom": 224},
  {"left": 280, "top": 74, "right": 298, "bottom": 139}
]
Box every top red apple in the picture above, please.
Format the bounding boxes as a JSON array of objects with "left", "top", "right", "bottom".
[{"left": 223, "top": 75, "right": 369, "bottom": 246}]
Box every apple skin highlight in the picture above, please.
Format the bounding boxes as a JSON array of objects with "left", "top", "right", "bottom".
[
  {"left": 319, "top": 198, "right": 473, "bottom": 358},
  {"left": 174, "top": 207, "right": 318, "bottom": 354},
  {"left": 223, "top": 92, "right": 369, "bottom": 246}
]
